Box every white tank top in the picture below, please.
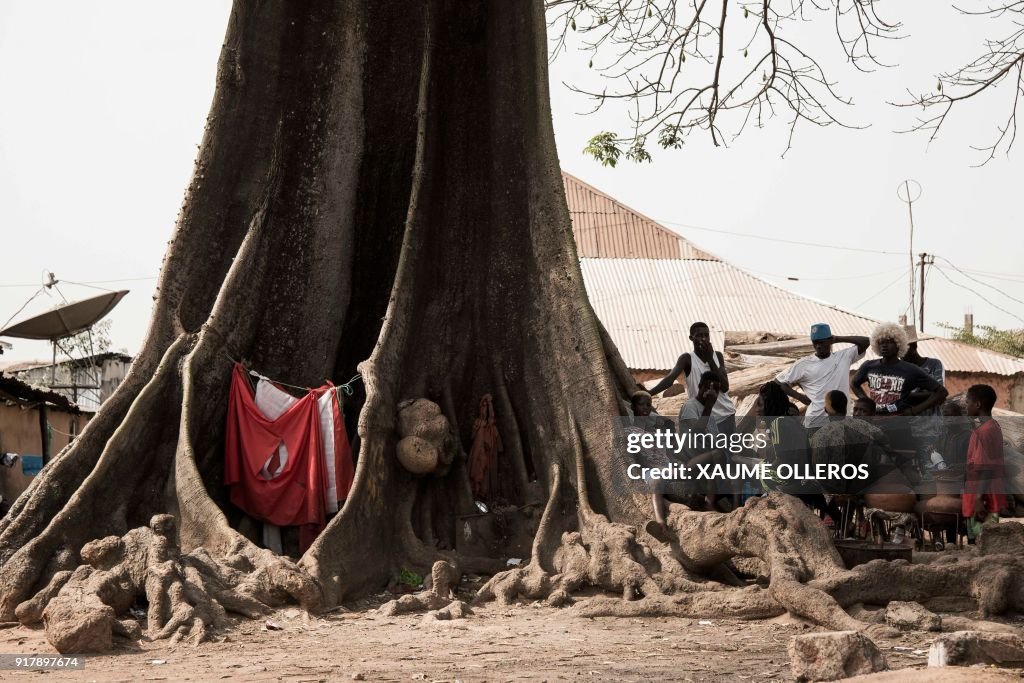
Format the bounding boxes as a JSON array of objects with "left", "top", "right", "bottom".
[{"left": 685, "top": 352, "right": 736, "bottom": 420}]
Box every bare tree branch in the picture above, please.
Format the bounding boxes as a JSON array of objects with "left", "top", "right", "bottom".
[
  {"left": 896, "top": 1, "right": 1024, "bottom": 164},
  {"left": 548, "top": 0, "right": 900, "bottom": 164}
]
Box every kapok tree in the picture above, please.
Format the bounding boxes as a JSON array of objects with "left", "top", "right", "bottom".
[{"left": 1, "top": 0, "right": 1023, "bottom": 651}]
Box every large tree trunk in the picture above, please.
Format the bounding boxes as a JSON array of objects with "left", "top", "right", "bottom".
[
  {"left": 1, "top": 0, "right": 1020, "bottom": 653},
  {"left": 0, "top": 0, "right": 634, "bottom": 639}
]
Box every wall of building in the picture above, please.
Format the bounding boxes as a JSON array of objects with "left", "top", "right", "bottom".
[
  {"left": 15, "top": 355, "right": 131, "bottom": 412},
  {"left": 0, "top": 404, "right": 88, "bottom": 511},
  {"left": 945, "top": 372, "right": 1024, "bottom": 413}
]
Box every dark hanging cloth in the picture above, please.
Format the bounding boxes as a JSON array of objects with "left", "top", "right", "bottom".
[{"left": 468, "top": 394, "right": 502, "bottom": 501}]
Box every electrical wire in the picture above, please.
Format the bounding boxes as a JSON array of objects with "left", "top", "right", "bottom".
[
  {"left": 931, "top": 266, "right": 1024, "bottom": 325},
  {"left": 955, "top": 269, "right": 1024, "bottom": 284},
  {"left": 736, "top": 265, "right": 906, "bottom": 282},
  {"left": 1, "top": 276, "right": 156, "bottom": 289},
  {"left": 935, "top": 256, "right": 1024, "bottom": 309},
  {"left": 1, "top": 287, "right": 46, "bottom": 330},
  {"left": 854, "top": 268, "right": 911, "bottom": 310},
  {"left": 657, "top": 219, "right": 907, "bottom": 257},
  {"left": 568, "top": 210, "right": 906, "bottom": 256}
]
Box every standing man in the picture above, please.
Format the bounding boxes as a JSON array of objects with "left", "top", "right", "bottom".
[
  {"left": 901, "top": 326, "right": 945, "bottom": 386},
  {"left": 649, "top": 322, "right": 736, "bottom": 435},
  {"left": 901, "top": 325, "right": 945, "bottom": 471},
  {"left": 851, "top": 323, "right": 948, "bottom": 416},
  {"left": 774, "top": 323, "right": 870, "bottom": 430}
]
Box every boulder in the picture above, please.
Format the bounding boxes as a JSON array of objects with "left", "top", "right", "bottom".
[
  {"left": 42, "top": 599, "right": 115, "bottom": 654},
  {"left": 884, "top": 601, "right": 941, "bottom": 632},
  {"left": 788, "top": 631, "right": 886, "bottom": 682},
  {"left": 928, "top": 630, "right": 1024, "bottom": 667},
  {"left": 978, "top": 521, "right": 1024, "bottom": 556}
]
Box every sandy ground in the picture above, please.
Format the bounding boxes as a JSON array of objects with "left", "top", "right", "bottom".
[{"left": 3, "top": 594, "right": 1022, "bottom": 683}]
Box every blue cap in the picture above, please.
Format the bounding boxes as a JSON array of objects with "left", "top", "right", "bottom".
[{"left": 810, "top": 323, "right": 833, "bottom": 341}]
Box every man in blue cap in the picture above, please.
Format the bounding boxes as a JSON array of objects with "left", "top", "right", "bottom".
[{"left": 774, "top": 323, "right": 870, "bottom": 430}]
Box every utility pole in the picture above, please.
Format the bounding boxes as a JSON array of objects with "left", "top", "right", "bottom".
[
  {"left": 917, "top": 253, "right": 934, "bottom": 332},
  {"left": 897, "top": 180, "right": 922, "bottom": 328}
]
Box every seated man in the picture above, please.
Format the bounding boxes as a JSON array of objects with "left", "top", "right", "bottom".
[
  {"left": 678, "top": 371, "right": 734, "bottom": 511},
  {"left": 811, "top": 393, "right": 894, "bottom": 494},
  {"left": 852, "top": 397, "right": 876, "bottom": 418},
  {"left": 628, "top": 391, "right": 675, "bottom": 526},
  {"left": 934, "top": 402, "right": 972, "bottom": 471},
  {"left": 755, "top": 381, "right": 810, "bottom": 493}
]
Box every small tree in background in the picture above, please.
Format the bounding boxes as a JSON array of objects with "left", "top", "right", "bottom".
[{"left": 940, "top": 322, "right": 1024, "bottom": 358}]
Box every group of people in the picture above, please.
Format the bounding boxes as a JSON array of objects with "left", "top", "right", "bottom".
[{"left": 630, "top": 320, "right": 1010, "bottom": 540}]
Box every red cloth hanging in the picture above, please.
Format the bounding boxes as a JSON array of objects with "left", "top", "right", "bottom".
[
  {"left": 224, "top": 364, "right": 328, "bottom": 534},
  {"left": 468, "top": 394, "right": 501, "bottom": 501}
]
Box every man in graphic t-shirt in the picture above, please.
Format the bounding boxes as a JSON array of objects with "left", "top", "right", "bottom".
[
  {"left": 851, "top": 322, "right": 947, "bottom": 415},
  {"left": 775, "top": 323, "right": 870, "bottom": 430}
]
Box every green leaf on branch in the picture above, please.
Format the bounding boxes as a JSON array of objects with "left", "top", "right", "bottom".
[
  {"left": 625, "top": 141, "right": 652, "bottom": 163},
  {"left": 584, "top": 132, "right": 622, "bottom": 167},
  {"left": 658, "top": 125, "right": 685, "bottom": 150}
]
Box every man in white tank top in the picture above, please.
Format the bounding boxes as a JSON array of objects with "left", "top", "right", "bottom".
[{"left": 649, "top": 321, "right": 737, "bottom": 434}]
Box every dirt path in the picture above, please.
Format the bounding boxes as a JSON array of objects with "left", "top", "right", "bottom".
[{"left": 4, "top": 599, "right": 1015, "bottom": 682}]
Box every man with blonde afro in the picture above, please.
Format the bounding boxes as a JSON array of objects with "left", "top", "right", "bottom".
[{"left": 851, "top": 322, "right": 948, "bottom": 416}]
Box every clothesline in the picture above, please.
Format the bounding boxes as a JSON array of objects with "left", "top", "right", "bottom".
[
  {"left": 248, "top": 368, "right": 363, "bottom": 397},
  {"left": 203, "top": 323, "right": 362, "bottom": 397},
  {"left": 221, "top": 350, "right": 363, "bottom": 397},
  {"left": 47, "top": 422, "right": 78, "bottom": 438}
]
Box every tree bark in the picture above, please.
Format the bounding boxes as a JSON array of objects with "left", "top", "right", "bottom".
[{"left": 0, "top": 0, "right": 1020, "bottom": 653}]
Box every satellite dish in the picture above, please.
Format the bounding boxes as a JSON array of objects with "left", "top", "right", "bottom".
[{"left": 0, "top": 290, "right": 128, "bottom": 341}]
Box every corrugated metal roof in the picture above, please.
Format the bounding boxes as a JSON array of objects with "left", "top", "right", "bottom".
[
  {"left": 902, "top": 337, "right": 1024, "bottom": 376},
  {"left": 0, "top": 371, "right": 83, "bottom": 412},
  {"left": 563, "top": 172, "right": 716, "bottom": 260},
  {"left": 579, "top": 258, "right": 1024, "bottom": 376}
]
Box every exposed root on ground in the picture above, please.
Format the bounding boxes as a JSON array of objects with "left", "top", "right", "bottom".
[
  {"left": 378, "top": 560, "right": 461, "bottom": 616},
  {"left": 477, "top": 487, "right": 1024, "bottom": 641},
  {"left": 14, "top": 514, "right": 313, "bottom": 653}
]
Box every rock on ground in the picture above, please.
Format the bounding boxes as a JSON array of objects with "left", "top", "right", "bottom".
[
  {"left": 978, "top": 521, "right": 1024, "bottom": 556},
  {"left": 42, "top": 600, "right": 115, "bottom": 654},
  {"left": 788, "top": 631, "right": 886, "bottom": 682},
  {"left": 928, "top": 630, "right": 1024, "bottom": 667},
  {"left": 422, "top": 600, "right": 473, "bottom": 624},
  {"left": 884, "top": 601, "right": 941, "bottom": 632}
]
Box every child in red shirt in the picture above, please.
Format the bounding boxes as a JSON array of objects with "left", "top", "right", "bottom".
[{"left": 962, "top": 384, "right": 1008, "bottom": 538}]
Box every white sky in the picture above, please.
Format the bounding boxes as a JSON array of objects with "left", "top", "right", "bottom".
[{"left": 2, "top": 1, "right": 1022, "bottom": 362}]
